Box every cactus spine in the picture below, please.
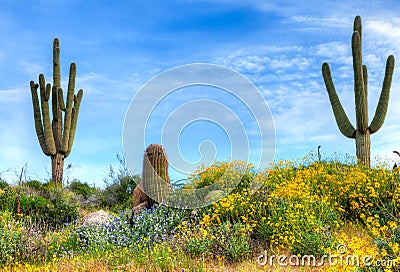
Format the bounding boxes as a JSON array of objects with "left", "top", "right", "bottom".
[
  {"left": 141, "top": 144, "right": 171, "bottom": 207},
  {"left": 322, "top": 16, "right": 395, "bottom": 167},
  {"left": 30, "top": 38, "right": 83, "bottom": 184}
]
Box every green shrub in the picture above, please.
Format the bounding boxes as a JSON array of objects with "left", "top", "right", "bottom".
[
  {"left": 185, "top": 161, "right": 256, "bottom": 197},
  {"left": 68, "top": 180, "right": 97, "bottom": 199},
  {"left": 211, "top": 222, "right": 251, "bottom": 261},
  {"left": 101, "top": 154, "right": 141, "bottom": 212},
  {"left": 19, "top": 194, "right": 48, "bottom": 214},
  {"left": 18, "top": 193, "right": 77, "bottom": 228},
  {"left": 23, "top": 180, "right": 43, "bottom": 191},
  {"left": 187, "top": 236, "right": 211, "bottom": 256},
  {"left": 0, "top": 211, "right": 22, "bottom": 265},
  {"left": 0, "top": 186, "right": 20, "bottom": 212},
  {"left": 0, "top": 179, "right": 8, "bottom": 189},
  {"left": 0, "top": 185, "right": 78, "bottom": 229}
]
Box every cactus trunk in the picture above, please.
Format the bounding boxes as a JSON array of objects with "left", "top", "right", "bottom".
[
  {"left": 51, "top": 153, "right": 65, "bottom": 185},
  {"left": 355, "top": 130, "right": 370, "bottom": 167},
  {"left": 142, "top": 144, "right": 171, "bottom": 207},
  {"left": 30, "top": 38, "right": 83, "bottom": 184},
  {"left": 15, "top": 194, "right": 20, "bottom": 215}
]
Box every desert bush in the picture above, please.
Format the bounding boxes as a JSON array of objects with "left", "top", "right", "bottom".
[
  {"left": 0, "top": 186, "right": 20, "bottom": 212},
  {"left": 23, "top": 180, "right": 43, "bottom": 191},
  {"left": 100, "top": 155, "right": 141, "bottom": 212},
  {"left": 186, "top": 235, "right": 211, "bottom": 256},
  {"left": 0, "top": 185, "right": 78, "bottom": 229},
  {"left": 20, "top": 193, "right": 78, "bottom": 228},
  {"left": 0, "top": 179, "right": 8, "bottom": 189},
  {"left": 178, "top": 219, "right": 252, "bottom": 261},
  {"left": 212, "top": 222, "right": 252, "bottom": 261},
  {"left": 68, "top": 180, "right": 97, "bottom": 199},
  {"left": 66, "top": 180, "right": 100, "bottom": 209},
  {"left": 186, "top": 161, "right": 255, "bottom": 193},
  {"left": 0, "top": 211, "right": 21, "bottom": 265}
]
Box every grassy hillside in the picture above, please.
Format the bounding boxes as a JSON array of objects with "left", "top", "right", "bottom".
[{"left": 0, "top": 154, "right": 399, "bottom": 271}]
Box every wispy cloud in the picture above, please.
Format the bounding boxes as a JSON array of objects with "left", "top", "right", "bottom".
[
  {"left": 366, "top": 18, "right": 400, "bottom": 47},
  {"left": 288, "top": 16, "right": 352, "bottom": 31},
  {"left": 0, "top": 88, "right": 29, "bottom": 103}
]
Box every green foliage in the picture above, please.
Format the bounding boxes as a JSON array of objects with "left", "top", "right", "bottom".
[
  {"left": 101, "top": 154, "right": 141, "bottom": 212},
  {"left": 212, "top": 222, "right": 252, "bottom": 261},
  {"left": 0, "top": 186, "right": 20, "bottom": 212},
  {"left": 166, "top": 161, "right": 256, "bottom": 208},
  {"left": 0, "top": 179, "right": 8, "bottom": 189},
  {"left": 21, "top": 194, "right": 78, "bottom": 228},
  {"left": 19, "top": 194, "right": 48, "bottom": 214},
  {"left": 23, "top": 180, "right": 43, "bottom": 191},
  {"left": 0, "top": 185, "right": 78, "bottom": 229},
  {"left": 68, "top": 180, "right": 97, "bottom": 199},
  {"left": 180, "top": 221, "right": 252, "bottom": 261},
  {"left": 100, "top": 175, "right": 138, "bottom": 211},
  {"left": 187, "top": 161, "right": 254, "bottom": 192},
  {"left": 0, "top": 212, "right": 21, "bottom": 265},
  {"left": 186, "top": 236, "right": 211, "bottom": 256}
]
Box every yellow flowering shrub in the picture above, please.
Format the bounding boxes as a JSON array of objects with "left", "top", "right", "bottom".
[{"left": 193, "top": 156, "right": 400, "bottom": 270}]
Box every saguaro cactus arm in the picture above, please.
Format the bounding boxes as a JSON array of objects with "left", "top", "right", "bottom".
[
  {"left": 30, "top": 81, "right": 50, "bottom": 155},
  {"left": 39, "top": 74, "right": 57, "bottom": 155},
  {"left": 52, "top": 38, "right": 61, "bottom": 122},
  {"left": 322, "top": 63, "right": 356, "bottom": 138},
  {"left": 61, "top": 63, "right": 77, "bottom": 153},
  {"left": 58, "top": 88, "right": 66, "bottom": 111},
  {"left": 65, "top": 89, "right": 83, "bottom": 158},
  {"left": 352, "top": 31, "right": 368, "bottom": 132},
  {"left": 369, "top": 55, "right": 395, "bottom": 134}
]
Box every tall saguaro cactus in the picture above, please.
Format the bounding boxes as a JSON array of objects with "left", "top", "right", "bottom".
[
  {"left": 142, "top": 144, "right": 171, "bottom": 208},
  {"left": 322, "top": 16, "right": 395, "bottom": 167},
  {"left": 30, "top": 38, "right": 83, "bottom": 184}
]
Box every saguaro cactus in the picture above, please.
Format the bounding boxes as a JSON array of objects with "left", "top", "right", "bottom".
[
  {"left": 142, "top": 144, "right": 171, "bottom": 207},
  {"left": 322, "top": 16, "right": 395, "bottom": 167},
  {"left": 30, "top": 38, "right": 83, "bottom": 184}
]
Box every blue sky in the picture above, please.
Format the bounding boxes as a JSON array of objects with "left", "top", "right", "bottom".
[{"left": 1, "top": 0, "right": 400, "bottom": 187}]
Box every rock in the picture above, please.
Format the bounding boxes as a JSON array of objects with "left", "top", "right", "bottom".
[
  {"left": 82, "top": 209, "right": 113, "bottom": 226},
  {"left": 132, "top": 183, "right": 147, "bottom": 207}
]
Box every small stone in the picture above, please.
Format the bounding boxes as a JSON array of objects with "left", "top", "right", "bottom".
[{"left": 82, "top": 209, "right": 113, "bottom": 226}]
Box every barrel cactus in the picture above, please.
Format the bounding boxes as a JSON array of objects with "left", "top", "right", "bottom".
[
  {"left": 142, "top": 144, "right": 171, "bottom": 207},
  {"left": 29, "top": 38, "right": 83, "bottom": 184},
  {"left": 322, "top": 16, "right": 395, "bottom": 167}
]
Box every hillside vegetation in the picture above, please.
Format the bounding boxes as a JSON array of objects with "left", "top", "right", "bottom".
[{"left": 0, "top": 153, "right": 399, "bottom": 271}]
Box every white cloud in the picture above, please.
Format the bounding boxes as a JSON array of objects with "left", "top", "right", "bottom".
[
  {"left": 0, "top": 88, "right": 29, "bottom": 103},
  {"left": 366, "top": 19, "right": 400, "bottom": 47},
  {"left": 289, "top": 16, "right": 351, "bottom": 30},
  {"left": 18, "top": 60, "right": 47, "bottom": 80},
  {"left": 315, "top": 42, "right": 350, "bottom": 63}
]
